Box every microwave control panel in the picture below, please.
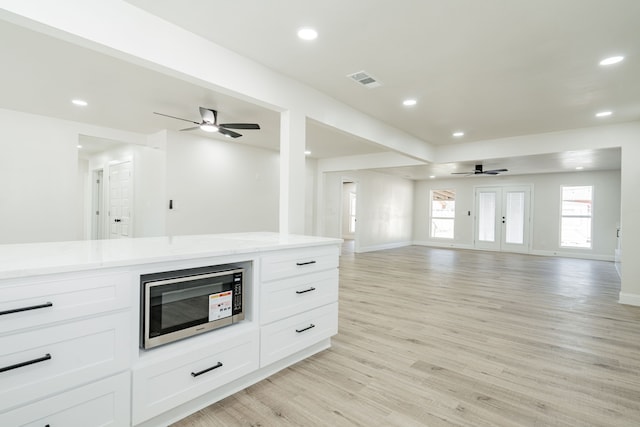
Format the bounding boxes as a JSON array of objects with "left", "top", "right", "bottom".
[{"left": 232, "top": 272, "right": 243, "bottom": 314}]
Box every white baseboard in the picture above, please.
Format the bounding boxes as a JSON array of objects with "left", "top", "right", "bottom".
[
  {"left": 619, "top": 293, "right": 640, "bottom": 306},
  {"left": 409, "top": 243, "right": 613, "bottom": 261},
  {"left": 356, "top": 241, "right": 412, "bottom": 253},
  {"left": 530, "top": 249, "right": 614, "bottom": 262},
  {"left": 412, "top": 241, "right": 475, "bottom": 250}
]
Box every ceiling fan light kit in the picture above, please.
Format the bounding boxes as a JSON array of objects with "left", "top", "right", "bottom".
[
  {"left": 153, "top": 107, "right": 260, "bottom": 139},
  {"left": 451, "top": 164, "right": 508, "bottom": 176}
]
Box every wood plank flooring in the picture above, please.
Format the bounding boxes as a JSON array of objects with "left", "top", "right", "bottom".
[{"left": 172, "top": 246, "right": 640, "bottom": 426}]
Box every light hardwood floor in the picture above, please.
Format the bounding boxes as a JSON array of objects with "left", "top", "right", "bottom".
[{"left": 172, "top": 246, "right": 640, "bottom": 426}]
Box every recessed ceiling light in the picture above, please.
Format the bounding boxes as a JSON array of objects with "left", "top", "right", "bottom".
[
  {"left": 402, "top": 99, "right": 417, "bottom": 107},
  {"left": 77, "top": 144, "right": 83, "bottom": 149},
  {"left": 575, "top": 166, "right": 584, "bottom": 170},
  {"left": 297, "top": 27, "right": 318, "bottom": 41},
  {"left": 71, "top": 99, "right": 88, "bottom": 106},
  {"left": 452, "top": 131, "right": 465, "bottom": 137},
  {"left": 599, "top": 56, "right": 624, "bottom": 66},
  {"left": 595, "top": 111, "right": 612, "bottom": 117},
  {"left": 304, "top": 150, "right": 312, "bottom": 155},
  {"left": 429, "top": 175, "right": 436, "bottom": 179}
]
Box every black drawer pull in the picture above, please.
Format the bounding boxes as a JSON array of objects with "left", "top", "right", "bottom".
[
  {"left": 296, "top": 324, "right": 315, "bottom": 333},
  {"left": 296, "top": 260, "right": 317, "bottom": 266},
  {"left": 0, "top": 302, "right": 53, "bottom": 317},
  {"left": 0, "top": 353, "right": 52, "bottom": 374},
  {"left": 296, "top": 287, "right": 316, "bottom": 294},
  {"left": 191, "top": 362, "right": 223, "bottom": 377}
]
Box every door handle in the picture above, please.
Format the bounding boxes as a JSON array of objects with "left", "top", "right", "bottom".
[
  {"left": 0, "top": 353, "right": 52, "bottom": 373},
  {"left": 114, "top": 218, "right": 121, "bottom": 223},
  {"left": 296, "top": 260, "right": 316, "bottom": 266},
  {"left": 296, "top": 324, "right": 316, "bottom": 333},
  {"left": 191, "top": 362, "right": 223, "bottom": 377},
  {"left": 0, "top": 301, "right": 52, "bottom": 316}
]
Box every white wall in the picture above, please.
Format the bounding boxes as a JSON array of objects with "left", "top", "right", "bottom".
[
  {"left": 165, "top": 131, "right": 279, "bottom": 236},
  {"left": 619, "top": 142, "right": 640, "bottom": 304},
  {"left": 323, "top": 170, "right": 413, "bottom": 252},
  {"left": 304, "top": 157, "right": 318, "bottom": 235},
  {"left": 0, "top": 108, "right": 144, "bottom": 244},
  {"left": 414, "top": 170, "right": 621, "bottom": 260}
]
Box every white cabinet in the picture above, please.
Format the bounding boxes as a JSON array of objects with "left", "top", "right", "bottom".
[
  {"left": 260, "top": 245, "right": 340, "bottom": 367},
  {"left": 132, "top": 329, "right": 259, "bottom": 424},
  {"left": 261, "top": 245, "right": 339, "bottom": 282},
  {"left": 0, "top": 235, "right": 340, "bottom": 426},
  {"left": 0, "top": 371, "right": 130, "bottom": 427},
  {"left": 261, "top": 302, "right": 338, "bottom": 367},
  {"left": 260, "top": 269, "right": 338, "bottom": 324},
  {"left": 0, "top": 271, "right": 131, "bottom": 334},
  {"left": 0, "top": 270, "right": 131, "bottom": 424},
  {"left": 0, "top": 312, "right": 130, "bottom": 412}
]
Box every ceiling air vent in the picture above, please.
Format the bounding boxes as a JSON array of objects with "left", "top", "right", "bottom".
[{"left": 347, "top": 70, "right": 382, "bottom": 88}]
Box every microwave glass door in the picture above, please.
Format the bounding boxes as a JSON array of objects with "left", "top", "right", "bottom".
[{"left": 148, "top": 273, "right": 234, "bottom": 339}]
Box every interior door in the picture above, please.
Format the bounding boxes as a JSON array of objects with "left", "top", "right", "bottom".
[
  {"left": 108, "top": 160, "right": 133, "bottom": 239},
  {"left": 475, "top": 185, "right": 531, "bottom": 253}
]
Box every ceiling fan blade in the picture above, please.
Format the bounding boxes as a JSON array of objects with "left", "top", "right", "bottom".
[
  {"left": 451, "top": 172, "right": 472, "bottom": 175},
  {"left": 153, "top": 111, "right": 199, "bottom": 124},
  {"left": 180, "top": 126, "right": 201, "bottom": 131},
  {"left": 218, "top": 127, "right": 242, "bottom": 138},
  {"left": 483, "top": 171, "right": 501, "bottom": 175},
  {"left": 220, "top": 123, "right": 261, "bottom": 130},
  {"left": 199, "top": 107, "right": 217, "bottom": 124},
  {"left": 486, "top": 168, "right": 508, "bottom": 173}
]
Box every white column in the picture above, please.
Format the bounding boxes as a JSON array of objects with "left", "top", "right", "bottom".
[
  {"left": 279, "top": 110, "right": 306, "bottom": 234},
  {"left": 619, "top": 141, "right": 640, "bottom": 305}
]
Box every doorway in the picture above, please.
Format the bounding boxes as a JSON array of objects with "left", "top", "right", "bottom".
[
  {"left": 341, "top": 180, "right": 357, "bottom": 253},
  {"left": 475, "top": 185, "right": 531, "bottom": 253}
]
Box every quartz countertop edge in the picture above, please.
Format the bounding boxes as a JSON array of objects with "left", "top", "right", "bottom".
[{"left": 0, "top": 232, "right": 342, "bottom": 280}]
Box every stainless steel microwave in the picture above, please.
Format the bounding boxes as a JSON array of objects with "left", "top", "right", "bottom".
[{"left": 140, "top": 265, "right": 244, "bottom": 349}]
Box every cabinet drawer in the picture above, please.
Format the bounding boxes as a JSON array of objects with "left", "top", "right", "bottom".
[
  {"left": 132, "top": 328, "right": 259, "bottom": 424},
  {"left": 0, "top": 311, "right": 130, "bottom": 413},
  {"left": 0, "top": 371, "right": 130, "bottom": 427},
  {"left": 261, "top": 245, "right": 339, "bottom": 282},
  {"left": 0, "top": 271, "right": 131, "bottom": 334},
  {"left": 261, "top": 269, "right": 338, "bottom": 324},
  {"left": 260, "top": 302, "right": 338, "bottom": 367}
]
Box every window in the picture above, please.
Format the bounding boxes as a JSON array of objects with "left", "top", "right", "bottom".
[
  {"left": 560, "top": 186, "right": 592, "bottom": 248},
  {"left": 430, "top": 189, "right": 455, "bottom": 239}
]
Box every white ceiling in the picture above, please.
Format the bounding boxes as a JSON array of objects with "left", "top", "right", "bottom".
[
  {"left": 370, "top": 148, "right": 621, "bottom": 180},
  {"left": 2, "top": 1, "right": 635, "bottom": 177},
  {"left": 127, "top": 0, "right": 640, "bottom": 144}
]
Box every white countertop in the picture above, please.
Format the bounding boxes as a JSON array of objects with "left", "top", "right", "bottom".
[{"left": 0, "top": 232, "right": 342, "bottom": 279}]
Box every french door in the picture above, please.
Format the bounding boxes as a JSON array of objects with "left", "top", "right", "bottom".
[{"left": 475, "top": 185, "right": 531, "bottom": 253}]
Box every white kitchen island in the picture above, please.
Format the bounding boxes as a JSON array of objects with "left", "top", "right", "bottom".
[{"left": 0, "top": 232, "right": 341, "bottom": 426}]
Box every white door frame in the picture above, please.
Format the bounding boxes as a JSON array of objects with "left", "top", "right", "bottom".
[
  {"left": 90, "top": 168, "right": 104, "bottom": 239},
  {"left": 474, "top": 184, "right": 533, "bottom": 253},
  {"left": 340, "top": 176, "right": 359, "bottom": 251}
]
